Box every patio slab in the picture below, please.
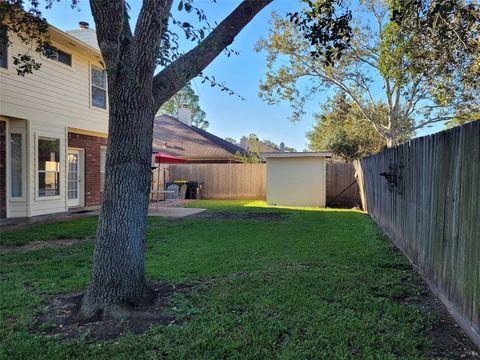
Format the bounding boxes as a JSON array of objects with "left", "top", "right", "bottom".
[{"left": 148, "top": 207, "right": 206, "bottom": 218}]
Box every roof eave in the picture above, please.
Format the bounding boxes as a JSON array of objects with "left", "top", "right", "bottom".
[
  {"left": 261, "top": 152, "right": 333, "bottom": 159},
  {"left": 49, "top": 25, "right": 102, "bottom": 60}
]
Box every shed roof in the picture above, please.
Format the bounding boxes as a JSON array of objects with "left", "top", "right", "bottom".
[{"left": 262, "top": 152, "right": 333, "bottom": 159}]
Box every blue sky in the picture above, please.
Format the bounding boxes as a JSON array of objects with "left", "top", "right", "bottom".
[{"left": 43, "top": 0, "right": 443, "bottom": 150}]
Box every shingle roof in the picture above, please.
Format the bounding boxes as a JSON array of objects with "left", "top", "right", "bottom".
[{"left": 152, "top": 115, "right": 246, "bottom": 160}]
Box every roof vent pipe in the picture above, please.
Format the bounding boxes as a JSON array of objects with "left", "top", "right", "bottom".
[{"left": 79, "top": 21, "right": 89, "bottom": 30}]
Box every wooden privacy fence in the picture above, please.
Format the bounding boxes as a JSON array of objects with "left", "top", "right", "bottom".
[
  {"left": 326, "top": 163, "right": 360, "bottom": 207},
  {"left": 155, "top": 162, "right": 359, "bottom": 205},
  {"left": 354, "top": 121, "right": 480, "bottom": 344},
  {"left": 167, "top": 163, "right": 266, "bottom": 199}
]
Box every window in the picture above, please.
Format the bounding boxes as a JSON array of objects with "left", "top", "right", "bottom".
[
  {"left": 38, "top": 137, "right": 60, "bottom": 197},
  {"left": 10, "top": 134, "right": 22, "bottom": 198},
  {"left": 42, "top": 45, "right": 72, "bottom": 66},
  {"left": 0, "top": 23, "right": 7, "bottom": 68},
  {"left": 100, "top": 147, "right": 107, "bottom": 191},
  {"left": 91, "top": 66, "right": 107, "bottom": 109}
]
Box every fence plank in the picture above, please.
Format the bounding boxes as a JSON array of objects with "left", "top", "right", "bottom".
[
  {"left": 354, "top": 121, "right": 480, "bottom": 345},
  {"left": 166, "top": 163, "right": 267, "bottom": 199}
]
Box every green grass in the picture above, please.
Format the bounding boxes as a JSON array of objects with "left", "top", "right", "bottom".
[
  {"left": 0, "top": 216, "right": 98, "bottom": 246},
  {"left": 1, "top": 200, "right": 437, "bottom": 359}
]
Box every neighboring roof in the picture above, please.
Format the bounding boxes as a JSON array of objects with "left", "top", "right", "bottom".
[
  {"left": 262, "top": 152, "right": 333, "bottom": 159},
  {"left": 66, "top": 28, "right": 100, "bottom": 50},
  {"left": 152, "top": 115, "right": 246, "bottom": 160}
]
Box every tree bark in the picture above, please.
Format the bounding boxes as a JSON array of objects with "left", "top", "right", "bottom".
[
  {"left": 81, "top": 84, "right": 157, "bottom": 319},
  {"left": 81, "top": 0, "right": 272, "bottom": 319}
]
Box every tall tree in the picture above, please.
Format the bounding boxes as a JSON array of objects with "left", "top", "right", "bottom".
[
  {"left": 2, "top": 0, "right": 273, "bottom": 320},
  {"left": 261, "top": 139, "right": 280, "bottom": 151},
  {"left": 307, "top": 92, "right": 387, "bottom": 162},
  {"left": 445, "top": 110, "right": 480, "bottom": 128},
  {"left": 224, "top": 136, "right": 238, "bottom": 145},
  {"left": 159, "top": 82, "right": 209, "bottom": 129},
  {"left": 235, "top": 133, "right": 262, "bottom": 163},
  {"left": 257, "top": 0, "right": 479, "bottom": 147}
]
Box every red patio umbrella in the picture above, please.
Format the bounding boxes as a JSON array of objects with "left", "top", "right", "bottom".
[{"left": 154, "top": 151, "right": 187, "bottom": 164}]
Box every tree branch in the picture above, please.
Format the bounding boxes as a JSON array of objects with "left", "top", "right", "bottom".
[
  {"left": 413, "top": 115, "right": 457, "bottom": 130},
  {"left": 89, "top": 0, "right": 131, "bottom": 71},
  {"left": 134, "top": 0, "right": 174, "bottom": 57},
  {"left": 152, "top": 0, "right": 272, "bottom": 110}
]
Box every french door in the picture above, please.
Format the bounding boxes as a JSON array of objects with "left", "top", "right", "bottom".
[{"left": 67, "top": 149, "right": 83, "bottom": 207}]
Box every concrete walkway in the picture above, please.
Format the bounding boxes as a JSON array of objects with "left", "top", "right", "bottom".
[{"left": 1, "top": 201, "right": 204, "bottom": 231}]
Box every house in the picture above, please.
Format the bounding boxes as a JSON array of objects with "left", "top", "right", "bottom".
[
  {"left": 152, "top": 111, "right": 246, "bottom": 163},
  {"left": 0, "top": 22, "right": 108, "bottom": 219}
]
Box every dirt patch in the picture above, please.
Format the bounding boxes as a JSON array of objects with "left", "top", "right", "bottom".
[
  {"left": 190, "top": 211, "right": 288, "bottom": 221},
  {"left": 34, "top": 281, "right": 191, "bottom": 341},
  {"left": 391, "top": 293, "right": 479, "bottom": 359},
  {"left": 378, "top": 271, "right": 480, "bottom": 360},
  {"left": 0, "top": 238, "right": 89, "bottom": 254}
]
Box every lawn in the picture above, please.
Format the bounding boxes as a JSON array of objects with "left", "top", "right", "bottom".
[{"left": 0, "top": 200, "right": 453, "bottom": 359}]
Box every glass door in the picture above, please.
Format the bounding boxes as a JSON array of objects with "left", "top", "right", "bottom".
[{"left": 67, "top": 150, "right": 82, "bottom": 207}]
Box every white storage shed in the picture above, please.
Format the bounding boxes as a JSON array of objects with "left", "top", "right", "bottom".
[{"left": 263, "top": 152, "right": 332, "bottom": 207}]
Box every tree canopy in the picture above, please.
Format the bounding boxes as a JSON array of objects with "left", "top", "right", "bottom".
[
  {"left": 307, "top": 92, "right": 386, "bottom": 162},
  {"left": 257, "top": 0, "right": 480, "bottom": 147},
  {"left": 159, "top": 82, "right": 209, "bottom": 129},
  {"left": 233, "top": 133, "right": 297, "bottom": 163}
]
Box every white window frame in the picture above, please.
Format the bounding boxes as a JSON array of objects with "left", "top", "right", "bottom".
[
  {"left": 41, "top": 45, "right": 72, "bottom": 67},
  {"left": 8, "top": 130, "right": 26, "bottom": 201},
  {"left": 36, "top": 135, "right": 62, "bottom": 200},
  {"left": 0, "top": 23, "right": 8, "bottom": 69},
  {"left": 90, "top": 64, "right": 108, "bottom": 110}
]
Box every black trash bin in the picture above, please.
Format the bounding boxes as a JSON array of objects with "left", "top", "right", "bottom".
[
  {"left": 170, "top": 180, "right": 201, "bottom": 199},
  {"left": 186, "top": 181, "right": 200, "bottom": 199}
]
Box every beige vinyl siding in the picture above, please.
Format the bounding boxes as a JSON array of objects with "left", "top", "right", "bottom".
[{"left": 0, "top": 32, "right": 108, "bottom": 134}]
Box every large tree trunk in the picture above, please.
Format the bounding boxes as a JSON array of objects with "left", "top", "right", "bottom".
[
  {"left": 80, "top": 0, "right": 272, "bottom": 320},
  {"left": 81, "top": 85, "right": 156, "bottom": 319}
]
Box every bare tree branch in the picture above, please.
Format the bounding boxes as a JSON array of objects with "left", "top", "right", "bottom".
[{"left": 152, "top": 0, "right": 272, "bottom": 110}]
